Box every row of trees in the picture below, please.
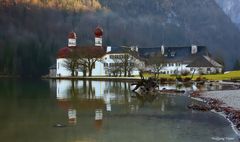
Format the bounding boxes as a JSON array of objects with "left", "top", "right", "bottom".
[
  {"left": 63, "top": 47, "right": 105, "bottom": 77},
  {"left": 105, "top": 54, "right": 136, "bottom": 77},
  {"left": 63, "top": 47, "right": 142, "bottom": 77}
]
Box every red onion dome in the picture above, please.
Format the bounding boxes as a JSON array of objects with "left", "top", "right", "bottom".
[
  {"left": 68, "top": 32, "right": 77, "bottom": 39},
  {"left": 94, "top": 26, "right": 103, "bottom": 37},
  {"left": 57, "top": 47, "right": 71, "bottom": 58}
]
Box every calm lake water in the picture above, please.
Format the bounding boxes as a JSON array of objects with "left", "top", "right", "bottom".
[{"left": 0, "top": 79, "right": 239, "bottom": 142}]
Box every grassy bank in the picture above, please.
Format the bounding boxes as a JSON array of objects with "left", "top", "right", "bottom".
[
  {"left": 144, "top": 70, "right": 240, "bottom": 81},
  {"left": 43, "top": 71, "right": 240, "bottom": 81}
]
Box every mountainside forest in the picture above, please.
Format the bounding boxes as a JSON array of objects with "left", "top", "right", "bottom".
[{"left": 0, "top": 0, "right": 240, "bottom": 77}]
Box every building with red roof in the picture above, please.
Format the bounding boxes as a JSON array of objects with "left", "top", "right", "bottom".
[{"left": 54, "top": 26, "right": 143, "bottom": 77}]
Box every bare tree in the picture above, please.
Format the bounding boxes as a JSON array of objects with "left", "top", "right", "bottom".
[
  {"left": 62, "top": 49, "right": 80, "bottom": 77},
  {"left": 119, "top": 48, "right": 139, "bottom": 77},
  {"left": 107, "top": 49, "right": 137, "bottom": 77},
  {"left": 108, "top": 59, "right": 123, "bottom": 77},
  {"left": 77, "top": 47, "right": 105, "bottom": 77},
  {"left": 148, "top": 53, "right": 165, "bottom": 78},
  {"left": 62, "top": 47, "right": 105, "bottom": 77}
]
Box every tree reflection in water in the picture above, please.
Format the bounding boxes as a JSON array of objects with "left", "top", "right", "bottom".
[
  {"left": 55, "top": 80, "right": 133, "bottom": 129},
  {"left": 133, "top": 92, "right": 158, "bottom": 107}
]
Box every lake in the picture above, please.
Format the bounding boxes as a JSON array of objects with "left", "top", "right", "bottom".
[{"left": 0, "top": 79, "right": 238, "bottom": 142}]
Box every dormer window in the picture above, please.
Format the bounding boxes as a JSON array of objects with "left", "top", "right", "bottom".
[
  {"left": 191, "top": 45, "right": 198, "bottom": 54},
  {"left": 170, "top": 51, "right": 175, "bottom": 57}
]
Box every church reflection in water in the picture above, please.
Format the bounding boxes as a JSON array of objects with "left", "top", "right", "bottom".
[
  {"left": 54, "top": 80, "right": 134, "bottom": 128},
  {"left": 50, "top": 80, "right": 177, "bottom": 130}
]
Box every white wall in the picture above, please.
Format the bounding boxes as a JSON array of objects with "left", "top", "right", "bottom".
[
  {"left": 56, "top": 52, "right": 143, "bottom": 77},
  {"left": 101, "top": 54, "right": 142, "bottom": 76},
  {"left": 57, "top": 58, "right": 71, "bottom": 77},
  {"left": 56, "top": 58, "right": 83, "bottom": 77},
  {"left": 92, "top": 60, "right": 105, "bottom": 76},
  {"left": 57, "top": 58, "right": 105, "bottom": 77},
  {"left": 158, "top": 63, "right": 189, "bottom": 74}
]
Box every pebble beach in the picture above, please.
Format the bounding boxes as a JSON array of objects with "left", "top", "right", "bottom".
[{"left": 201, "top": 90, "right": 240, "bottom": 110}]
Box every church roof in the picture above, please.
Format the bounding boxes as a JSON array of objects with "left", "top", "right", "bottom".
[
  {"left": 57, "top": 46, "right": 106, "bottom": 59},
  {"left": 57, "top": 47, "right": 72, "bottom": 58},
  {"left": 138, "top": 46, "right": 208, "bottom": 63},
  {"left": 106, "top": 46, "right": 144, "bottom": 60},
  {"left": 187, "top": 55, "right": 223, "bottom": 68},
  {"left": 68, "top": 32, "right": 77, "bottom": 39},
  {"left": 94, "top": 26, "right": 103, "bottom": 37},
  {"left": 107, "top": 46, "right": 130, "bottom": 54}
]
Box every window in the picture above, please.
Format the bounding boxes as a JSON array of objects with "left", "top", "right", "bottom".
[
  {"left": 170, "top": 51, "right": 175, "bottom": 57},
  {"left": 104, "top": 63, "right": 108, "bottom": 67}
]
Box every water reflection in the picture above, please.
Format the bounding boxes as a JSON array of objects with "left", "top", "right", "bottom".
[
  {"left": 160, "top": 82, "right": 237, "bottom": 92},
  {"left": 55, "top": 80, "right": 133, "bottom": 127},
  {"left": 53, "top": 80, "right": 201, "bottom": 126},
  {"left": 53, "top": 80, "right": 232, "bottom": 122},
  {"left": 0, "top": 80, "right": 238, "bottom": 142},
  {"left": 68, "top": 108, "right": 77, "bottom": 124},
  {"left": 49, "top": 80, "right": 239, "bottom": 142},
  {"left": 134, "top": 92, "right": 158, "bottom": 107}
]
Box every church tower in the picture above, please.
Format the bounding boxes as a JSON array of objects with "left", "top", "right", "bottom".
[
  {"left": 94, "top": 26, "right": 103, "bottom": 47},
  {"left": 68, "top": 32, "right": 77, "bottom": 47}
]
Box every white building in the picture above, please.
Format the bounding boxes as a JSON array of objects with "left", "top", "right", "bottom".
[
  {"left": 55, "top": 27, "right": 144, "bottom": 77},
  {"left": 138, "top": 45, "right": 223, "bottom": 75}
]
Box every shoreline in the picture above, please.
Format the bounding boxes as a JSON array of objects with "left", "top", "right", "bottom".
[
  {"left": 190, "top": 89, "right": 240, "bottom": 137},
  {"left": 201, "top": 90, "right": 240, "bottom": 110},
  {"left": 0, "top": 75, "right": 20, "bottom": 78},
  {"left": 191, "top": 97, "right": 240, "bottom": 137},
  {"left": 42, "top": 76, "right": 142, "bottom": 82}
]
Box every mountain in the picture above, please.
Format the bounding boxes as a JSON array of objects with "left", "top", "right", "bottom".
[
  {"left": 215, "top": 0, "right": 240, "bottom": 29},
  {"left": 1, "top": 0, "right": 102, "bottom": 11},
  {"left": 0, "top": 0, "right": 239, "bottom": 76}
]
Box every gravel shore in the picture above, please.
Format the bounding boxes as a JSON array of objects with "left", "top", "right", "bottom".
[{"left": 201, "top": 90, "right": 240, "bottom": 110}]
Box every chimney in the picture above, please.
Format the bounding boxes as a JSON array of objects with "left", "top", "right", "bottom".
[
  {"left": 130, "top": 46, "right": 138, "bottom": 52},
  {"left": 161, "top": 45, "right": 165, "bottom": 55},
  {"left": 135, "top": 46, "right": 138, "bottom": 52},
  {"left": 106, "top": 46, "right": 111, "bottom": 53},
  {"left": 191, "top": 45, "right": 198, "bottom": 54}
]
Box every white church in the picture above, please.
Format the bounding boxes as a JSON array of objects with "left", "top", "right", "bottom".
[{"left": 55, "top": 26, "right": 144, "bottom": 77}]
